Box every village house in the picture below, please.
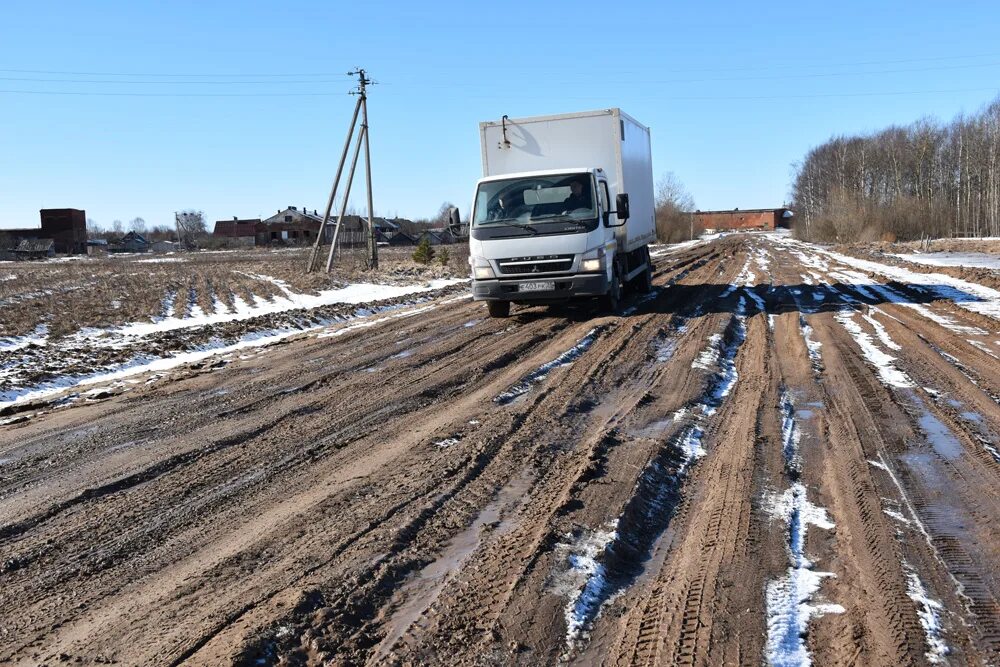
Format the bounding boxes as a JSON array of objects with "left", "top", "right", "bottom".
[{"left": 211, "top": 218, "right": 261, "bottom": 247}]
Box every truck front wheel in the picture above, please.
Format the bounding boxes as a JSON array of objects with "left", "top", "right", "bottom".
[
  {"left": 487, "top": 301, "right": 511, "bottom": 318},
  {"left": 601, "top": 268, "right": 622, "bottom": 314}
]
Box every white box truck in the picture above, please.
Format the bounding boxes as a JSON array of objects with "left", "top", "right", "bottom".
[{"left": 466, "top": 108, "right": 655, "bottom": 317}]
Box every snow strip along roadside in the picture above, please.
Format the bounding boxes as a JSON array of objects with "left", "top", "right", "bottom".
[
  {"left": 494, "top": 328, "right": 602, "bottom": 405},
  {"left": 82, "top": 276, "right": 464, "bottom": 347},
  {"left": 560, "top": 299, "right": 750, "bottom": 649},
  {"left": 765, "top": 390, "right": 843, "bottom": 667},
  {"left": 0, "top": 286, "right": 467, "bottom": 413}
]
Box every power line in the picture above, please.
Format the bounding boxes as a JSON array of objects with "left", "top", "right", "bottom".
[
  {"left": 0, "top": 89, "right": 346, "bottom": 97},
  {"left": 0, "top": 68, "right": 353, "bottom": 78},
  {"left": 0, "top": 76, "right": 357, "bottom": 85},
  {"left": 3, "top": 51, "right": 999, "bottom": 79}
]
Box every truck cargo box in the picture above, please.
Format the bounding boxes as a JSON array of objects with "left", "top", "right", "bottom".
[{"left": 479, "top": 109, "right": 655, "bottom": 252}]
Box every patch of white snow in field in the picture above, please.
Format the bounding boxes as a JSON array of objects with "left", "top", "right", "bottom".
[
  {"left": 816, "top": 248, "right": 1000, "bottom": 321},
  {"left": 835, "top": 311, "right": 914, "bottom": 388},
  {"left": 0, "top": 289, "right": 459, "bottom": 411},
  {"left": 894, "top": 252, "right": 1000, "bottom": 270},
  {"left": 0, "top": 324, "right": 49, "bottom": 353}
]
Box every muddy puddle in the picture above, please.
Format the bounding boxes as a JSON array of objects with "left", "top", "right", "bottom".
[{"left": 372, "top": 468, "right": 535, "bottom": 660}]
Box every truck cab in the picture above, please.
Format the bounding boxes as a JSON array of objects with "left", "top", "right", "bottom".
[{"left": 469, "top": 168, "right": 640, "bottom": 317}]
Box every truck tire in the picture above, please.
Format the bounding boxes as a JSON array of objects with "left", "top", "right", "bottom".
[
  {"left": 487, "top": 300, "right": 511, "bottom": 318},
  {"left": 637, "top": 248, "right": 653, "bottom": 293},
  {"left": 601, "top": 268, "right": 622, "bottom": 314}
]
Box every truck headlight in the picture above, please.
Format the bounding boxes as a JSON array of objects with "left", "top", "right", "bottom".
[
  {"left": 580, "top": 246, "right": 606, "bottom": 273},
  {"left": 471, "top": 256, "right": 495, "bottom": 279}
]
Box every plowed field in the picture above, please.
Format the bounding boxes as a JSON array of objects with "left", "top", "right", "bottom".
[{"left": 2, "top": 234, "right": 999, "bottom": 666}]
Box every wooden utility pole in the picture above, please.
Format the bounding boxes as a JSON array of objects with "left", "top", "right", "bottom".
[
  {"left": 306, "top": 68, "right": 378, "bottom": 273},
  {"left": 359, "top": 71, "right": 378, "bottom": 270},
  {"left": 307, "top": 96, "right": 362, "bottom": 273}
]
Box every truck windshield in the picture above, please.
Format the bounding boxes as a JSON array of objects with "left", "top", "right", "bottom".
[{"left": 473, "top": 174, "right": 597, "bottom": 229}]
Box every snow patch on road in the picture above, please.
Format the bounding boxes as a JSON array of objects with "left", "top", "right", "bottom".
[
  {"left": 835, "top": 310, "right": 915, "bottom": 388},
  {"left": 560, "top": 307, "right": 750, "bottom": 650},
  {"left": 904, "top": 566, "right": 950, "bottom": 663},
  {"left": 692, "top": 333, "right": 722, "bottom": 370},
  {"left": 556, "top": 524, "right": 619, "bottom": 643},
  {"left": 495, "top": 328, "right": 601, "bottom": 405},
  {"left": 862, "top": 310, "right": 902, "bottom": 351},
  {"left": 780, "top": 391, "right": 802, "bottom": 474},
  {"left": 799, "top": 317, "right": 823, "bottom": 374},
  {"left": 764, "top": 483, "right": 843, "bottom": 667}
]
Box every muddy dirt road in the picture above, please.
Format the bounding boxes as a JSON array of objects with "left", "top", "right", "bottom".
[{"left": 2, "top": 234, "right": 999, "bottom": 666}]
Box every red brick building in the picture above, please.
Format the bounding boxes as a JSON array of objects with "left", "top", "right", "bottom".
[{"left": 691, "top": 208, "right": 792, "bottom": 232}]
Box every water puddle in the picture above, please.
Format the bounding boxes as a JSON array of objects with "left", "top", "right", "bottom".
[
  {"left": 916, "top": 407, "right": 963, "bottom": 461},
  {"left": 372, "top": 468, "right": 534, "bottom": 659}
]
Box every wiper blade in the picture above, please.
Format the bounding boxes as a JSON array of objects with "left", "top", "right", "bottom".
[{"left": 503, "top": 222, "right": 538, "bottom": 235}]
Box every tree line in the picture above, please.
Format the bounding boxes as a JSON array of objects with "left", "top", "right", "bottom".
[{"left": 791, "top": 95, "right": 1000, "bottom": 242}]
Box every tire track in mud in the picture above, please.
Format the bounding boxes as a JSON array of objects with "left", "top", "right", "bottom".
[
  {"left": 766, "top": 237, "right": 1000, "bottom": 664},
  {"left": 3, "top": 236, "right": 999, "bottom": 666},
  {"left": 342, "top": 247, "right": 738, "bottom": 665},
  {"left": 1, "top": 249, "right": 720, "bottom": 664}
]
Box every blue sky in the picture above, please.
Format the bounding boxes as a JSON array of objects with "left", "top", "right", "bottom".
[{"left": 2, "top": 0, "right": 999, "bottom": 230}]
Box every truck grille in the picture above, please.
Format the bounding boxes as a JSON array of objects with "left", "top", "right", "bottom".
[{"left": 497, "top": 254, "right": 574, "bottom": 275}]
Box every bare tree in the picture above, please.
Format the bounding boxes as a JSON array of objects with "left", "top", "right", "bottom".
[
  {"left": 654, "top": 172, "right": 698, "bottom": 243},
  {"left": 175, "top": 210, "right": 207, "bottom": 249},
  {"left": 86, "top": 218, "right": 103, "bottom": 238},
  {"left": 111, "top": 219, "right": 124, "bottom": 235},
  {"left": 791, "top": 93, "right": 1000, "bottom": 241},
  {"left": 128, "top": 217, "right": 147, "bottom": 234}
]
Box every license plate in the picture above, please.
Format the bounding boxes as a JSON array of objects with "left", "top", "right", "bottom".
[{"left": 519, "top": 281, "right": 555, "bottom": 292}]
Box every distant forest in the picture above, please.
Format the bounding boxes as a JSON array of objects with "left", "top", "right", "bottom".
[{"left": 791, "top": 95, "right": 1000, "bottom": 242}]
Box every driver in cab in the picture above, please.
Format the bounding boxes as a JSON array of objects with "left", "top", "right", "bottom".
[{"left": 562, "top": 179, "right": 590, "bottom": 211}]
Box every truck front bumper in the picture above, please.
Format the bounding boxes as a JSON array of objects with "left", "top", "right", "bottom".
[{"left": 472, "top": 273, "right": 609, "bottom": 302}]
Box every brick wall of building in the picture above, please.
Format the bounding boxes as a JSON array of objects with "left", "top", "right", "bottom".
[{"left": 691, "top": 209, "right": 787, "bottom": 232}]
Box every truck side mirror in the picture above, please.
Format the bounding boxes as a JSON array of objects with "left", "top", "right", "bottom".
[
  {"left": 615, "top": 193, "right": 630, "bottom": 221},
  {"left": 446, "top": 206, "right": 463, "bottom": 236}
]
